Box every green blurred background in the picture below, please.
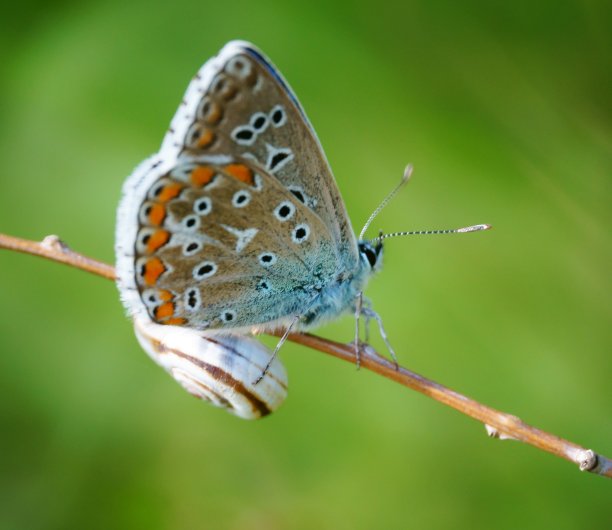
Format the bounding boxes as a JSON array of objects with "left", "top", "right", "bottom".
[{"left": 1, "top": 1, "right": 610, "bottom": 528}]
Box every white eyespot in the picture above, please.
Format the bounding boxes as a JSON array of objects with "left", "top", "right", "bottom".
[
  {"left": 182, "top": 241, "right": 202, "bottom": 256},
  {"left": 182, "top": 215, "right": 200, "bottom": 231},
  {"left": 142, "top": 289, "right": 161, "bottom": 309},
  {"left": 147, "top": 178, "right": 176, "bottom": 201},
  {"left": 135, "top": 228, "right": 155, "bottom": 253},
  {"left": 231, "top": 125, "right": 256, "bottom": 146},
  {"left": 195, "top": 96, "right": 222, "bottom": 124},
  {"left": 184, "top": 287, "right": 201, "bottom": 312},
  {"left": 274, "top": 200, "right": 296, "bottom": 222},
  {"left": 195, "top": 96, "right": 211, "bottom": 120},
  {"left": 185, "top": 122, "right": 213, "bottom": 148},
  {"left": 139, "top": 202, "right": 154, "bottom": 225},
  {"left": 269, "top": 105, "right": 287, "bottom": 127},
  {"left": 193, "top": 261, "right": 217, "bottom": 280},
  {"left": 292, "top": 224, "right": 310, "bottom": 244},
  {"left": 193, "top": 197, "right": 212, "bottom": 215},
  {"left": 221, "top": 310, "right": 237, "bottom": 323},
  {"left": 210, "top": 74, "right": 232, "bottom": 95},
  {"left": 232, "top": 190, "right": 251, "bottom": 208},
  {"left": 226, "top": 56, "right": 252, "bottom": 79},
  {"left": 258, "top": 252, "right": 277, "bottom": 267},
  {"left": 266, "top": 145, "right": 294, "bottom": 173},
  {"left": 249, "top": 112, "right": 269, "bottom": 133}
]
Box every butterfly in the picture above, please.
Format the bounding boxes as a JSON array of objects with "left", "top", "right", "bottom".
[{"left": 115, "top": 41, "right": 489, "bottom": 419}]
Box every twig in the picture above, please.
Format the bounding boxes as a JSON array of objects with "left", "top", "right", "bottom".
[
  {"left": 0, "top": 233, "right": 115, "bottom": 280},
  {"left": 1, "top": 232, "right": 610, "bottom": 479}
]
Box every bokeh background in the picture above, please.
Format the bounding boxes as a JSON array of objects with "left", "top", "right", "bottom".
[{"left": 1, "top": 1, "right": 610, "bottom": 529}]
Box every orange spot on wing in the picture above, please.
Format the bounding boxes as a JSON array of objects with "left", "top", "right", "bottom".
[
  {"left": 143, "top": 257, "right": 166, "bottom": 286},
  {"left": 158, "top": 289, "right": 173, "bottom": 302},
  {"left": 225, "top": 164, "right": 254, "bottom": 185},
  {"left": 164, "top": 317, "right": 187, "bottom": 326},
  {"left": 197, "top": 129, "right": 215, "bottom": 148},
  {"left": 158, "top": 182, "right": 183, "bottom": 202},
  {"left": 146, "top": 230, "right": 170, "bottom": 253},
  {"left": 148, "top": 204, "right": 166, "bottom": 226},
  {"left": 155, "top": 302, "right": 175, "bottom": 319},
  {"left": 191, "top": 166, "right": 215, "bottom": 187}
]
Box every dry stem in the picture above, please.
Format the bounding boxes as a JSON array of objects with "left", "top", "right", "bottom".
[{"left": 1, "top": 232, "right": 610, "bottom": 478}]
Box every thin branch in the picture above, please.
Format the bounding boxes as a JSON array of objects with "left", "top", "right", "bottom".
[
  {"left": 1, "top": 232, "right": 610, "bottom": 479},
  {"left": 0, "top": 233, "right": 115, "bottom": 280}
]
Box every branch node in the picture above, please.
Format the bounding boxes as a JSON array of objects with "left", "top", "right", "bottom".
[
  {"left": 578, "top": 449, "right": 598, "bottom": 472},
  {"left": 41, "top": 234, "right": 70, "bottom": 253},
  {"left": 485, "top": 424, "right": 519, "bottom": 441}
]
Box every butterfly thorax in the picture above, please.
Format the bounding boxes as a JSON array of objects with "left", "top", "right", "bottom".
[{"left": 296, "top": 240, "right": 382, "bottom": 330}]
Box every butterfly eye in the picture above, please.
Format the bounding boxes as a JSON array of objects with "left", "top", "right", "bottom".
[
  {"left": 365, "top": 248, "right": 377, "bottom": 267},
  {"left": 274, "top": 201, "right": 296, "bottom": 221},
  {"left": 269, "top": 105, "right": 287, "bottom": 127},
  {"left": 359, "top": 243, "right": 380, "bottom": 269}
]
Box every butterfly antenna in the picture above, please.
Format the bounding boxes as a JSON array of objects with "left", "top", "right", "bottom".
[
  {"left": 372, "top": 223, "right": 492, "bottom": 243},
  {"left": 359, "top": 164, "right": 413, "bottom": 240}
]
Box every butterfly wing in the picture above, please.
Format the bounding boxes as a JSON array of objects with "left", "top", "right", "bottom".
[
  {"left": 168, "top": 41, "right": 359, "bottom": 267},
  {"left": 117, "top": 42, "right": 359, "bottom": 331},
  {"left": 127, "top": 158, "right": 340, "bottom": 330}
]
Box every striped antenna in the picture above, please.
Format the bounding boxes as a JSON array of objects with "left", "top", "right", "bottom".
[
  {"left": 372, "top": 224, "right": 492, "bottom": 244},
  {"left": 359, "top": 164, "right": 413, "bottom": 240}
]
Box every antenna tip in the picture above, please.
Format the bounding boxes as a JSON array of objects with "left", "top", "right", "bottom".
[
  {"left": 457, "top": 224, "right": 492, "bottom": 233},
  {"left": 402, "top": 164, "right": 414, "bottom": 182}
]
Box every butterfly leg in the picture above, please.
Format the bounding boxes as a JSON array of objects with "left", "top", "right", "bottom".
[
  {"left": 253, "top": 314, "right": 301, "bottom": 385},
  {"left": 360, "top": 306, "right": 399, "bottom": 370},
  {"left": 361, "top": 296, "right": 373, "bottom": 344},
  {"left": 352, "top": 292, "right": 365, "bottom": 369}
]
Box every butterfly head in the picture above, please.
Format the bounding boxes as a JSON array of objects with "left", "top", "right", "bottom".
[{"left": 358, "top": 238, "right": 383, "bottom": 273}]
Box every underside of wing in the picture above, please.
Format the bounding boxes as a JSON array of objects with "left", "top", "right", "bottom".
[
  {"left": 116, "top": 42, "right": 362, "bottom": 331},
  {"left": 127, "top": 159, "right": 339, "bottom": 331},
  {"left": 163, "top": 41, "right": 359, "bottom": 267}
]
